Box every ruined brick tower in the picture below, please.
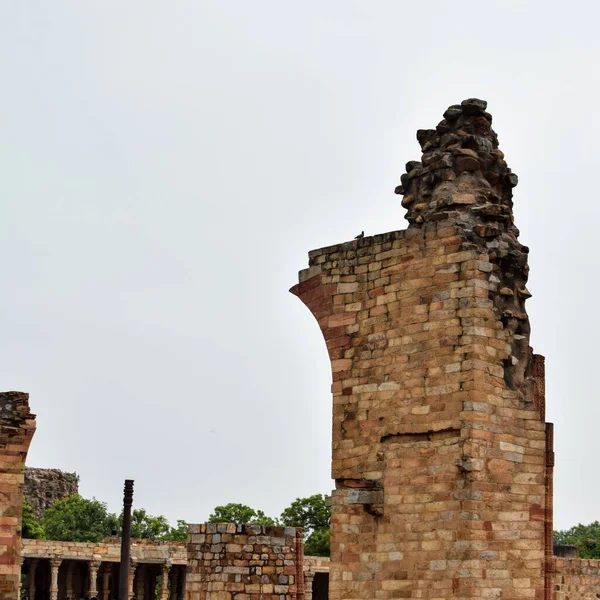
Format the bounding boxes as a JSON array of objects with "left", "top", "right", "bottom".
[
  {"left": 292, "top": 100, "right": 553, "bottom": 600},
  {"left": 0, "top": 392, "right": 36, "bottom": 599}
]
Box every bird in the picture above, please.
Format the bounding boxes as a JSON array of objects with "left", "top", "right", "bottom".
[{"left": 355, "top": 231, "right": 364, "bottom": 239}]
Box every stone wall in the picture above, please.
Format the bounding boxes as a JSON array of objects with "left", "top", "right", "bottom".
[
  {"left": 554, "top": 558, "right": 600, "bottom": 600},
  {"left": 303, "top": 556, "right": 329, "bottom": 573},
  {"left": 21, "top": 537, "right": 187, "bottom": 564},
  {"left": 24, "top": 467, "right": 79, "bottom": 518},
  {"left": 0, "top": 391, "right": 36, "bottom": 599},
  {"left": 185, "top": 523, "right": 304, "bottom": 600},
  {"left": 292, "top": 100, "right": 552, "bottom": 600}
]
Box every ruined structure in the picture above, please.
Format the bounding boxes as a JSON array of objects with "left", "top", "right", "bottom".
[
  {"left": 21, "top": 538, "right": 187, "bottom": 600},
  {"left": 292, "top": 99, "right": 554, "bottom": 600},
  {"left": 0, "top": 392, "right": 36, "bottom": 599},
  {"left": 186, "top": 524, "right": 305, "bottom": 600},
  {"left": 24, "top": 468, "right": 79, "bottom": 519},
  {"left": 17, "top": 533, "right": 328, "bottom": 600}
]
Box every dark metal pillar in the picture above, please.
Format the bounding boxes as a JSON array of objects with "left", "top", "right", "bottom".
[{"left": 118, "top": 479, "right": 134, "bottom": 600}]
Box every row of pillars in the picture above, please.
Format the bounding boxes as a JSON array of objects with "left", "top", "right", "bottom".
[{"left": 21, "top": 557, "right": 183, "bottom": 600}]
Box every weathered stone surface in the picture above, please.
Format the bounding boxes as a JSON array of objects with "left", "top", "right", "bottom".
[
  {"left": 554, "top": 558, "right": 600, "bottom": 600},
  {"left": 461, "top": 97, "right": 488, "bottom": 116},
  {"left": 185, "top": 524, "right": 304, "bottom": 600},
  {"left": 0, "top": 392, "right": 36, "bottom": 600},
  {"left": 22, "top": 537, "right": 187, "bottom": 564},
  {"left": 24, "top": 467, "right": 79, "bottom": 519},
  {"left": 394, "top": 99, "right": 531, "bottom": 402},
  {"left": 292, "top": 100, "right": 553, "bottom": 600}
]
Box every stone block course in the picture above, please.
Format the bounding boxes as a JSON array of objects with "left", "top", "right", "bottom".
[
  {"left": 292, "top": 100, "right": 553, "bottom": 600},
  {"left": 185, "top": 524, "right": 303, "bottom": 600},
  {"left": 554, "top": 559, "right": 600, "bottom": 600},
  {"left": 0, "top": 391, "right": 36, "bottom": 600}
]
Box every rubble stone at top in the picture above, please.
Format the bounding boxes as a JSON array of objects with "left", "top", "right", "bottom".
[
  {"left": 395, "top": 98, "right": 519, "bottom": 235},
  {"left": 395, "top": 99, "right": 534, "bottom": 400}
]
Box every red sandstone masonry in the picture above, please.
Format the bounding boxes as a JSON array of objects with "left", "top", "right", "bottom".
[{"left": 0, "top": 392, "right": 36, "bottom": 599}]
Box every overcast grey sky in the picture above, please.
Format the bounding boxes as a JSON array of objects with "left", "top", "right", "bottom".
[{"left": 0, "top": 1, "right": 597, "bottom": 531}]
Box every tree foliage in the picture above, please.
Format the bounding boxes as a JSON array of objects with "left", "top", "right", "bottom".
[
  {"left": 41, "top": 494, "right": 187, "bottom": 543},
  {"left": 279, "top": 494, "right": 330, "bottom": 557},
  {"left": 554, "top": 522, "right": 600, "bottom": 558},
  {"left": 22, "top": 500, "right": 45, "bottom": 539},
  {"left": 304, "top": 528, "right": 330, "bottom": 557},
  {"left": 164, "top": 519, "right": 189, "bottom": 541},
  {"left": 280, "top": 495, "right": 330, "bottom": 535},
  {"left": 208, "top": 503, "right": 275, "bottom": 525},
  {"left": 42, "top": 495, "right": 114, "bottom": 542},
  {"left": 35, "top": 490, "right": 331, "bottom": 552},
  {"left": 206, "top": 496, "right": 331, "bottom": 555},
  {"left": 125, "top": 509, "right": 188, "bottom": 541},
  {"left": 129, "top": 508, "right": 172, "bottom": 539}
]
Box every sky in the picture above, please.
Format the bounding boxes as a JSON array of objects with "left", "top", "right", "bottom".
[{"left": 0, "top": 0, "right": 598, "bottom": 531}]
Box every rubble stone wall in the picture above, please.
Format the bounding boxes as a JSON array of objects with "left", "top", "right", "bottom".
[
  {"left": 292, "top": 100, "right": 552, "bottom": 600},
  {"left": 0, "top": 391, "right": 36, "bottom": 599},
  {"left": 24, "top": 467, "right": 79, "bottom": 518},
  {"left": 554, "top": 559, "right": 600, "bottom": 600},
  {"left": 185, "top": 523, "right": 304, "bottom": 600}
]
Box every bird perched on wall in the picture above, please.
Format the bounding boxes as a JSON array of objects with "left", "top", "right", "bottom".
[{"left": 355, "top": 231, "right": 364, "bottom": 239}]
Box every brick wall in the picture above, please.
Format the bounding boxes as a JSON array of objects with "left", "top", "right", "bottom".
[
  {"left": 291, "top": 100, "right": 552, "bottom": 600},
  {"left": 0, "top": 391, "right": 36, "bottom": 599},
  {"left": 554, "top": 559, "right": 600, "bottom": 600},
  {"left": 185, "top": 524, "right": 304, "bottom": 600}
]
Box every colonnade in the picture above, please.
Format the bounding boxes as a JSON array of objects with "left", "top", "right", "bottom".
[{"left": 21, "top": 557, "right": 186, "bottom": 600}]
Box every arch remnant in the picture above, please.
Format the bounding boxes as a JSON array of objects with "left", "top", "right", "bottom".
[
  {"left": 291, "top": 99, "right": 553, "bottom": 600},
  {"left": 0, "top": 391, "right": 36, "bottom": 599}
]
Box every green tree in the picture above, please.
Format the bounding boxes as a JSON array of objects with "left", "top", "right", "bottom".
[
  {"left": 130, "top": 508, "right": 172, "bottom": 539},
  {"left": 163, "top": 519, "right": 189, "bottom": 541},
  {"left": 280, "top": 495, "right": 330, "bottom": 534},
  {"left": 280, "top": 494, "right": 331, "bottom": 557},
  {"left": 22, "top": 500, "right": 45, "bottom": 539},
  {"left": 554, "top": 522, "right": 600, "bottom": 558},
  {"left": 304, "top": 528, "right": 330, "bottom": 557},
  {"left": 208, "top": 503, "right": 275, "bottom": 525},
  {"left": 42, "top": 495, "right": 114, "bottom": 542},
  {"left": 41, "top": 494, "right": 186, "bottom": 543},
  {"left": 113, "top": 509, "right": 188, "bottom": 541}
]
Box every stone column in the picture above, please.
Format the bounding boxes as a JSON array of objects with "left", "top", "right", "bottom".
[
  {"left": 16, "top": 556, "right": 24, "bottom": 599},
  {"left": 128, "top": 562, "right": 137, "bottom": 600},
  {"left": 88, "top": 560, "right": 101, "bottom": 598},
  {"left": 135, "top": 564, "right": 145, "bottom": 600},
  {"left": 101, "top": 564, "right": 112, "bottom": 600},
  {"left": 169, "top": 567, "right": 179, "bottom": 600},
  {"left": 304, "top": 571, "right": 315, "bottom": 600},
  {"left": 160, "top": 562, "right": 170, "bottom": 600},
  {"left": 49, "top": 559, "right": 62, "bottom": 600},
  {"left": 28, "top": 559, "right": 38, "bottom": 600}
]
